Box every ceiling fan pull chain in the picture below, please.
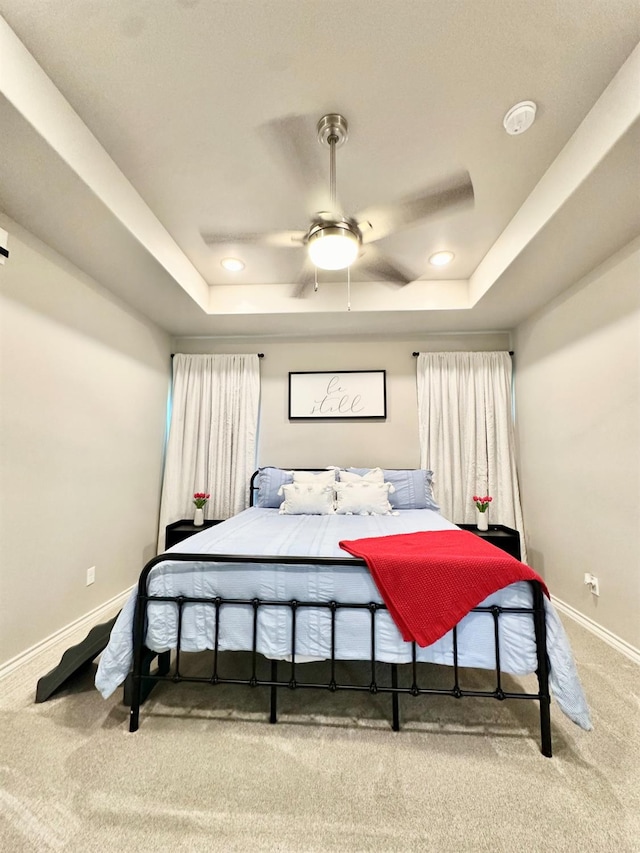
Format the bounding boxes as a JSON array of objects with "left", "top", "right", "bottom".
[
  {"left": 314, "top": 265, "right": 319, "bottom": 292},
  {"left": 347, "top": 265, "right": 351, "bottom": 311}
]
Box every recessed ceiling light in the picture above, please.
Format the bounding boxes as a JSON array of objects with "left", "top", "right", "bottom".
[
  {"left": 221, "top": 257, "right": 245, "bottom": 272},
  {"left": 429, "top": 251, "right": 454, "bottom": 266}
]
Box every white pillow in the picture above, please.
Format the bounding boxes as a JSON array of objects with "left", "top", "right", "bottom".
[
  {"left": 338, "top": 467, "right": 384, "bottom": 484},
  {"left": 292, "top": 469, "right": 337, "bottom": 486},
  {"left": 334, "top": 481, "right": 394, "bottom": 515},
  {"left": 278, "top": 482, "right": 335, "bottom": 515}
]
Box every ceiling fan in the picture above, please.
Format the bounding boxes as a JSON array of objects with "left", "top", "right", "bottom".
[{"left": 202, "top": 113, "right": 474, "bottom": 288}]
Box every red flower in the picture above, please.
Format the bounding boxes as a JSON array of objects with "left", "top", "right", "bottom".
[{"left": 472, "top": 494, "right": 492, "bottom": 512}]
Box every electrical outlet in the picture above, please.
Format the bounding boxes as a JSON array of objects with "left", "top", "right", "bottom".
[{"left": 86, "top": 566, "right": 95, "bottom": 586}]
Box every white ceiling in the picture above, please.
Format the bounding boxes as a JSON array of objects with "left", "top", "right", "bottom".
[{"left": 0, "top": 2, "right": 639, "bottom": 339}]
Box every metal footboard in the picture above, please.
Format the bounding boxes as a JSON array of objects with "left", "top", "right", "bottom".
[{"left": 128, "top": 553, "right": 552, "bottom": 757}]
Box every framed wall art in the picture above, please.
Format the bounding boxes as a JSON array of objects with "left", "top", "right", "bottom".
[{"left": 288, "top": 370, "right": 387, "bottom": 420}]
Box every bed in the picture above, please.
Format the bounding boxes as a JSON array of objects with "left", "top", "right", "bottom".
[{"left": 95, "top": 467, "right": 591, "bottom": 756}]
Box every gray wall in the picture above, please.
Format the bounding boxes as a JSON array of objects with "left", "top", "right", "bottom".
[
  {"left": 514, "top": 237, "right": 640, "bottom": 649},
  {"left": 172, "top": 333, "right": 511, "bottom": 470},
  {"left": 0, "top": 215, "right": 172, "bottom": 667}
]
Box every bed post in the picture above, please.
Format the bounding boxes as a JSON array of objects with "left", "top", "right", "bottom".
[
  {"left": 391, "top": 663, "right": 400, "bottom": 731},
  {"left": 531, "top": 581, "right": 552, "bottom": 757},
  {"left": 129, "top": 596, "right": 146, "bottom": 732},
  {"left": 129, "top": 558, "right": 158, "bottom": 732},
  {"left": 270, "top": 659, "right": 278, "bottom": 723}
]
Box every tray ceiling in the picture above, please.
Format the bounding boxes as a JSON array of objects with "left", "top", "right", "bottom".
[{"left": 0, "top": 2, "right": 638, "bottom": 338}]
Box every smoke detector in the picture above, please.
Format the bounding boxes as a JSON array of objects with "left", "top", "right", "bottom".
[{"left": 503, "top": 101, "right": 537, "bottom": 135}]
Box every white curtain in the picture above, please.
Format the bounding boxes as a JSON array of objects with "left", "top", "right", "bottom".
[
  {"left": 416, "top": 351, "right": 526, "bottom": 560},
  {"left": 157, "top": 354, "right": 260, "bottom": 551}
]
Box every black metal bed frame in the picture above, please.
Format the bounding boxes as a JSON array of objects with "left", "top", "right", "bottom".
[{"left": 128, "top": 551, "right": 552, "bottom": 756}]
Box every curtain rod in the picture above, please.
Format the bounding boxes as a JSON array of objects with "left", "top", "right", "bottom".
[
  {"left": 171, "top": 353, "right": 264, "bottom": 358},
  {"left": 412, "top": 351, "right": 514, "bottom": 356}
]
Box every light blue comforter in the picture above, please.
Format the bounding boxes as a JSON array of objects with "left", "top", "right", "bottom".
[{"left": 95, "top": 507, "right": 591, "bottom": 729}]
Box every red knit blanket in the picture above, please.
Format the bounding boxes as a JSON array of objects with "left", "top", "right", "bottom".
[{"left": 339, "top": 530, "right": 548, "bottom": 647}]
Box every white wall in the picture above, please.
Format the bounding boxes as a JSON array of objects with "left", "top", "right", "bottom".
[
  {"left": 0, "top": 215, "right": 172, "bottom": 666},
  {"left": 173, "top": 333, "right": 510, "bottom": 469},
  {"left": 514, "top": 237, "right": 640, "bottom": 649}
]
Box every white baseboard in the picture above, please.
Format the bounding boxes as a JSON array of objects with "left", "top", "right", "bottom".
[
  {"left": 551, "top": 595, "right": 640, "bottom": 665},
  {"left": 0, "top": 586, "right": 133, "bottom": 682}
]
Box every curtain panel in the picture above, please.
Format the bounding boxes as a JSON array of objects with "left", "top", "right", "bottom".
[
  {"left": 157, "top": 353, "right": 260, "bottom": 551},
  {"left": 416, "top": 351, "right": 526, "bottom": 560}
]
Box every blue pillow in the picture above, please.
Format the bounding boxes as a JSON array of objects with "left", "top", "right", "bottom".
[
  {"left": 345, "top": 468, "right": 439, "bottom": 511},
  {"left": 254, "top": 467, "right": 293, "bottom": 508}
]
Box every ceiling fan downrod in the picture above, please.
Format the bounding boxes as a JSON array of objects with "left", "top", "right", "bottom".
[
  {"left": 317, "top": 114, "right": 348, "bottom": 210},
  {"left": 329, "top": 136, "right": 336, "bottom": 206}
]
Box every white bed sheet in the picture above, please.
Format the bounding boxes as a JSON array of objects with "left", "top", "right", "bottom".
[{"left": 95, "top": 507, "right": 591, "bottom": 729}]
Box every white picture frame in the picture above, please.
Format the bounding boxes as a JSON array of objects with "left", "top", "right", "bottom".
[{"left": 288, "top": 370, "right": 387, "bottom": 420}]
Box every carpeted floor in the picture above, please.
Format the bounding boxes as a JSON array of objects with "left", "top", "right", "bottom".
[{"left": 0, "top": 616, "right": 638, "bottom": 853}]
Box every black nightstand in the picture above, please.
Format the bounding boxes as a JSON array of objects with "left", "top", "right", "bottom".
[
  {"left": 165, "top": 518, "right": 223, "bottom": 550},
  {"left": 456, "top": 524, "right": 521, "bottom": 560}
]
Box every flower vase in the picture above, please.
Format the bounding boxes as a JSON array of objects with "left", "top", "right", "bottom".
[
  {"left": 193, "top": 507, "right": 204, "bottom": 527},
  {"left": 477, "top": 511, "right": 489, "bottom": 532}
]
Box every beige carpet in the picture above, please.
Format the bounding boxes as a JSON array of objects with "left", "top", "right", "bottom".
[{"left": 0, "top": 618, "right": 638, "bottom": 853}]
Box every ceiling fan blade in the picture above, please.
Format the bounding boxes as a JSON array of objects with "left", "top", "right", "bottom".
[
  {"left": 356, "top": 171, "right": 474, "bottom": 244},
  {"left": 258, "top": 114, "right": 335, "bottom": 215},
  {"left": 358, "top": 246, "right": 415, "bottom": 285},
  {"left": 201, "top": 230, "right": 306, "bottom": 249}
]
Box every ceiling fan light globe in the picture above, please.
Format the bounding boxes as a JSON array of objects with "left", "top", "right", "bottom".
[{"left": 308, "top": 228, "right": 360, "bottom": 270}]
